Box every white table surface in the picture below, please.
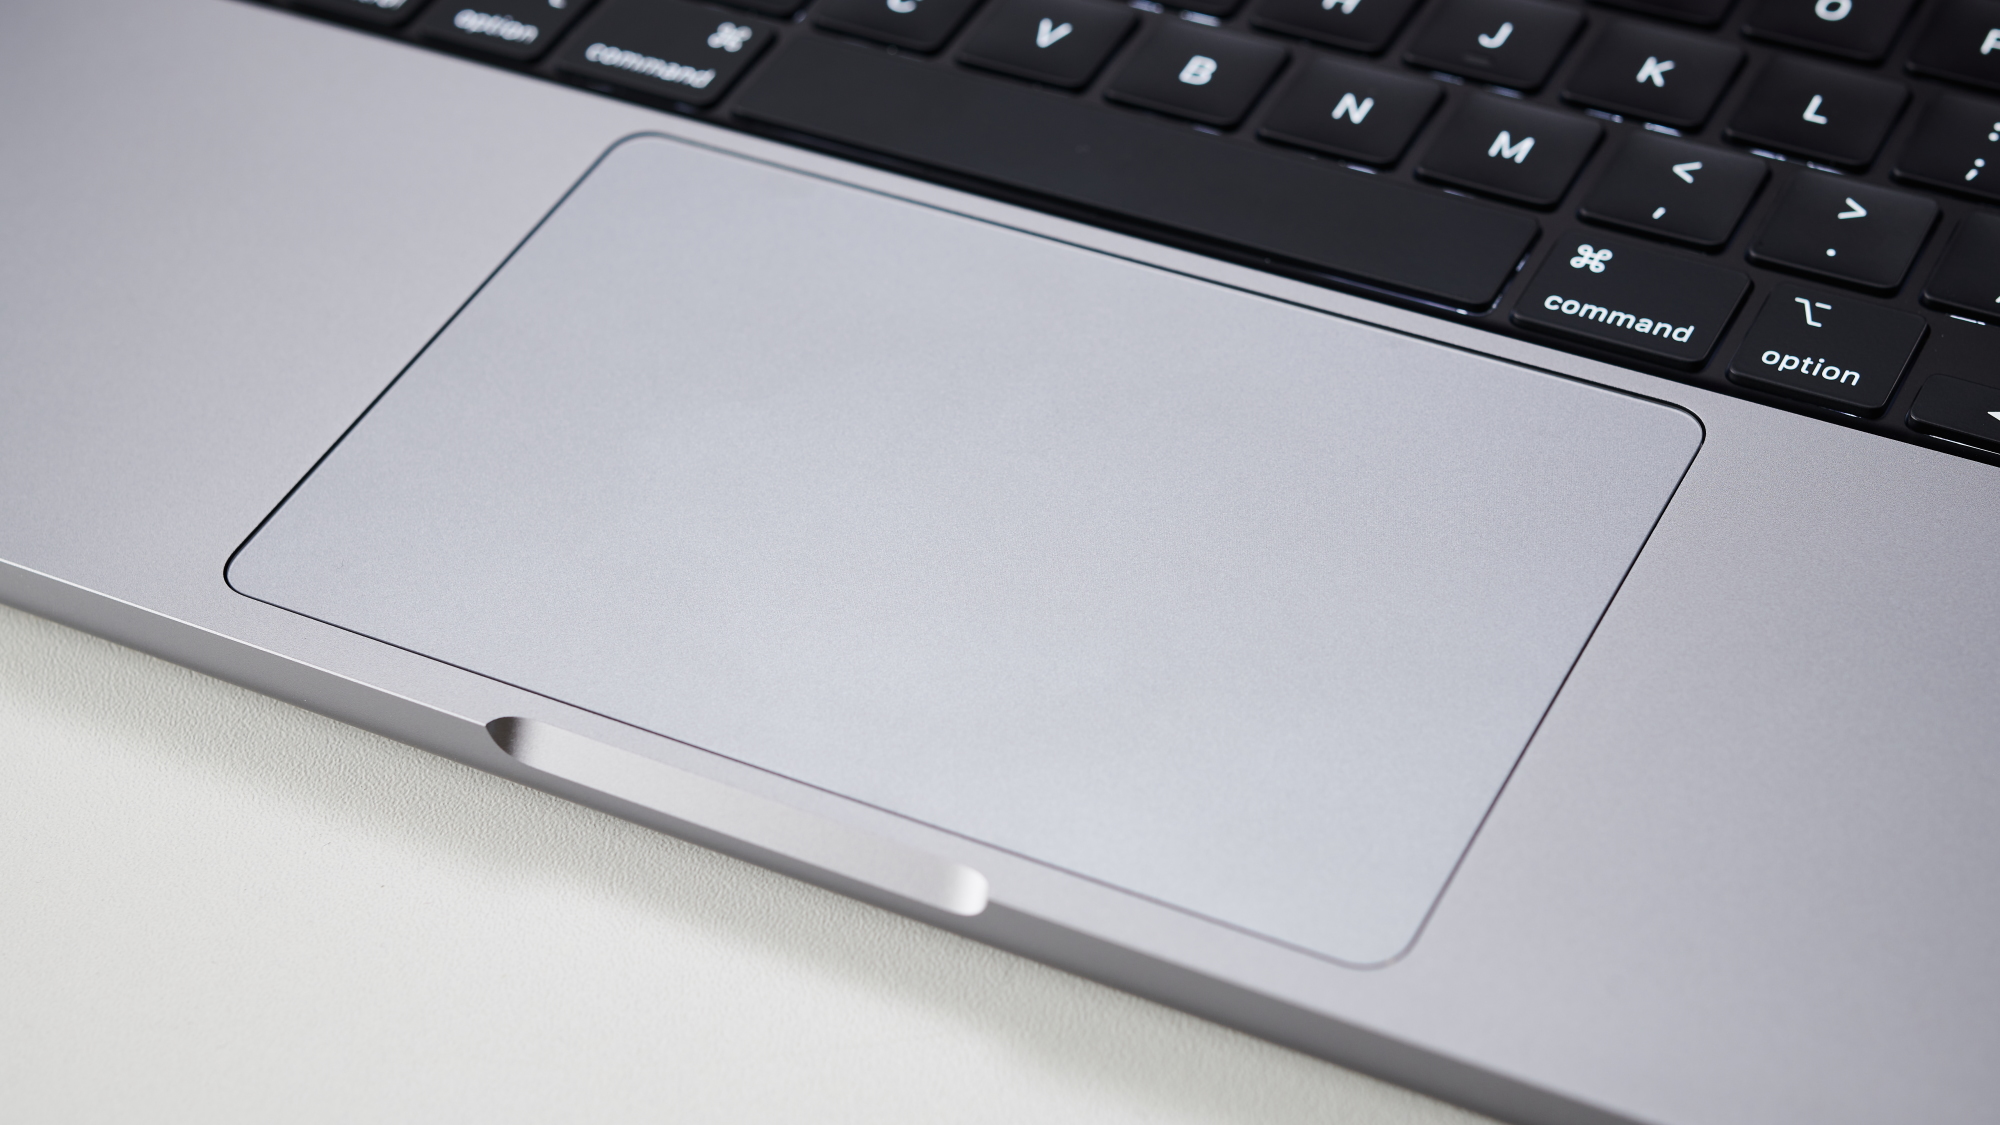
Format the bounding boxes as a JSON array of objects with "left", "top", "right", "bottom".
[{"left": 0, "top": 603, "right": 1491, "bottom": 1125}]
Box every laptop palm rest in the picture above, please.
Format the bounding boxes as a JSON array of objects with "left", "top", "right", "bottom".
[{"left": 228, "top": 134, "right": 1700, "bottom": 965}]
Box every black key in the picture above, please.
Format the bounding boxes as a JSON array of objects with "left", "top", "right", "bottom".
[
  {"left": 1907, "top": 374, "right": 2000, "bottom": 450},
  {"left": 553, "top": 0, "right": 775, "bottom": 107},
  {"left": 1724, "top": 55, "right": 1908, "bottom": 166},
  {"left": 1257, "top": 57, "right": 1443, "bottom": 164},
  {"left": 1403, "top": 0, "right": 1585, "bottom": 91},
  {"left": 1104, "top": 20, "right": 1288, "bottom": 127},
  {"left": 1512, "top": 234, "right": 1749, "bottom": 365},
  {"left": 734, "top": 36, "right": 1542, "bottom": 306},
  {"left": 724, "top": 0, "right": 810, "bottom": 19},
  {"left": 1906, "top": 0, "right": 2000, "bottom": 93},
  {"left": 1748, "top": 173, "right": 1938, "bottom": 289},
  {"left": 1923, "top": 211, "right": 2000, "bottom": 317},
  {"left": 1726, "top": 284, "right": 1924, "bottom": 413},
  {"left": 1416, "top": 93, "right": 1602, "bottom": 205},
  {"left": 813, "top": 0, "right": 984, "bottom": 51},
  {"left": 1591, "top": 0, "right": 1734, "bottom": 27},
  {"left": 294, "top": 0, "right": 430, "bottom": 26},
  {"left": 412, "top": 0, "right": 594, "bottom": 60},
  {"left": 1249, "top": 0, "right": 1423, "bottom": 54},
  {"left": 1894, "top": 93, "right": 2000, "bottom": 202},
  {"left": 957, "top": 0, "right": 1135, "bottom": 88},
  {"left": 1578, "top": 130, "right": 1767, "bottom": 246},
  {"left": 1561, "top": 20, "right": 1742, "bottom": 127},
  {"left": 1742, "top": 0, "right": 1919, "bottom": 63},
  {"left": 1179, "top": 0, "right": 1248, "bottom": 15}
]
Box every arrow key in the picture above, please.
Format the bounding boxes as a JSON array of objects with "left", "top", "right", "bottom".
[
  {"left": 1579, "top": 131, "right": 1766, "bottom": 247},
  {"left": 1908, "top": 374, "right": 2000, "bottom": 452},
  {"left": 1748, "top": 171, "right": 1938, "bottom": 291}
]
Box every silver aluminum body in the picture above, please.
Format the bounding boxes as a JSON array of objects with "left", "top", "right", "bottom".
[{"left": 2, "top": 2, "right": 1997, "bottom": 1123}]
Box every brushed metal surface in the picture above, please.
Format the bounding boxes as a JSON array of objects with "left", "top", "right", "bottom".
[
  {"left": 3, "top": 1, "right": 1998, "bottom": 1122},
  {"left": 225, "top": 134, "right": 1698, "bottom": 965},
  {"left": 491, "top": 717, "right": 991, "bottom": 917}
]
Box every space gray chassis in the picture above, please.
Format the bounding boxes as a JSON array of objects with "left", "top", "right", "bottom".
[{"left": 3, "top": 3, "right": 1997, "bottom": 1125}]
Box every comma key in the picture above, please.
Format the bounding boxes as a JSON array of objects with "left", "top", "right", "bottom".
[
  {"left": 1512, "top": 235, "right": 1749, "bottom": 367},
  {"left": 1727, "top": 284, "right": 1926, "bottom": 415}
]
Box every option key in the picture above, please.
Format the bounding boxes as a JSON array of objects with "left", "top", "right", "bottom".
[{"left": 1727, "top": 284, "right": 1925, "bottom": 415}]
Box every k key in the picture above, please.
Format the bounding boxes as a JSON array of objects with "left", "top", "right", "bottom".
[{"left": 1562, "top": 19, "right": 1743, "bottom": 127}]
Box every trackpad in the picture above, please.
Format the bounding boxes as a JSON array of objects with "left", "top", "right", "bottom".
[{"left": 229, "top": 135, "right": 1700, "bottom": 964}]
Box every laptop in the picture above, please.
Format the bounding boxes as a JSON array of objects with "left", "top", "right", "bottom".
[{"left": 4, "top": 0, "right": 1996, "bottom": 1120}]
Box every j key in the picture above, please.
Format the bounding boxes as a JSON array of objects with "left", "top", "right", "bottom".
[
  {"left": 1894, "top": 93, "right": 2000, "bottom": 202},
  {"left": 1258, "top": 58, "right": 1443, "bottom": 163},
  {"left": 1104, "top": 20, "right": 1288, "bottom": 127},
  {"left": 553, "top": 0, "right": 775, "bottom": 107},
  {"left": 1922, "top": 211, "right": 2000, "bottom": 317},
  {"left": 1743, "top": 0, "right": 1919, "bottom": 63},
  {"left": 1512, "top": 235, "right": 1749, "bottom": 365},
  {"left": 295, "top": 0, "right": 430, "bottom": 27},
  {"left": 1249, "top": 0, "right": 1424, "bottom": 54},
  {"left": 735, "top": 36, "right": 1541, "bottom": 306},
  {"left": 1562, "top": 20, "right": 1743, "bottom": 127},
  {"left": 1748, "top": 173, "right": 1938, "bottom": 290},
  {"left": 958, "top": 0, "right": 1135, "bottom": 88},
  {"left": 1416, "top": 94, "right": 1602, "bottom": 205},
  {"left": 1906, "top": 0, "right": 2000, "bottom": 93},
  {"left": 1578, "top": 130, "right": 1767, "bottom": 246},
  {"left": 813, "top": 0, "right": 983, "bottom": 51},
  {"left": 1591, "top": 0, "right": 1734, "bottom": 27},
  {"left": 1725, "top": 54, "right": 1908, "bottom": 166},
  {"left": 1727, "top": 284, "right": 1924, "bottom": 413},
  {"left": 413, "top": 0, "right": 593, "bottom": 60},
  {"left": 1403, "top": 0, "right": 1585, "bottom": 91},
  {"left": 1907, "top": 374, "right": 2000, "bottom": 451}
]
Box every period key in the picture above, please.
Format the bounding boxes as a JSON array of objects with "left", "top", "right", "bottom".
[{"left": 1512, "top": 235, "right": 1749, "bottom": 366}]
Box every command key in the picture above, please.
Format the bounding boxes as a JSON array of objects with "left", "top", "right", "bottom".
[{"left": 1512, "top": 237, "right": 1750, "bottom": 368}]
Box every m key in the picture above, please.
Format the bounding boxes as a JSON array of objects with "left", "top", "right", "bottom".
[{"left": 1416, "top": 94, "right": 1601, "bottom": 205}]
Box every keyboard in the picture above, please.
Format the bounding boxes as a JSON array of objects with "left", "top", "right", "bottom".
[{"left": 274, "top": 0, "right": 2000, "bottom": 461}]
